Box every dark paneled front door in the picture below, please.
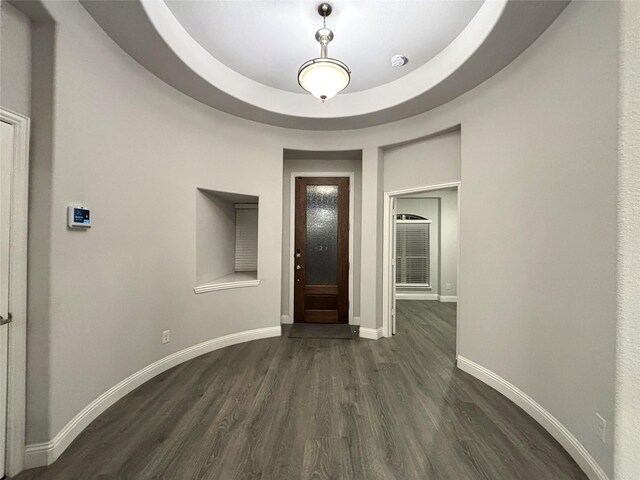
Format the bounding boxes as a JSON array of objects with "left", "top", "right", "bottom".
[{"left": 294, "top": 177, "right": 349, "bottom": 323}]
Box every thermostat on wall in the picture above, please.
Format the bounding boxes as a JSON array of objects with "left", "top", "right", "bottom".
[{"left": 67, "top": 205, "right": 91, "bottom": 228}]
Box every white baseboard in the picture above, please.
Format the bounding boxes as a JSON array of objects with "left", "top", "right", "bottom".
[
  {"left": 396, "top": 292, "right": 439, "bottom": 301},
  {"left": 395, "top": 293, "right": 457, "bottom": 302},
  {"left": 359, "top": 327, "right": 383, "bottom": 340},
  {"left": 439, "top": 295, "right": 458, "bottom": 302},
  {"left": 456, "top": 356, "right": 609, "bottom": 480},
  {"left": 23, "top": 443, "right": 49, "bottom": 470},
  {"left": 24, "top": 326, "right": 282, "bottom": 469}
]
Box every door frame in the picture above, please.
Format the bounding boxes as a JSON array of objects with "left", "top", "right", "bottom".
[
  {"left": 289, "top": 172, "right": 355, "bottom": 325},
  {"left": 382, "top": 181, "right": 461, "bottom": 352},
  {"left": 0, "top": 108, "right": 30, "bottom": 476}
]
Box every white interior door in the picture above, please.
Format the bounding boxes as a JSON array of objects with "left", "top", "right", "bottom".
[
  {"left": 391, "top": 197, "right": 397, "bottom": 335},
  {"left": 0, "top": 120, "right": 14, "bottom": 477}
]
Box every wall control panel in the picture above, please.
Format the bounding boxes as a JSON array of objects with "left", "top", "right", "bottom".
[{"left": 67, "top": 205, "right": 91, "bottom": 228}]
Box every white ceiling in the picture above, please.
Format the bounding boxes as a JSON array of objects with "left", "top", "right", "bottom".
[{"left": 164, "top": 0, "right": 484, "bottom": 93}]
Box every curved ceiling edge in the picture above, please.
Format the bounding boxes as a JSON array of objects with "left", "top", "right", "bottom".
[
  {"left": 140, "top": 0, "right": 506, "bottom": 120},
  {"left": 81, "top": 0, "right": 569, "bottom": 130}
]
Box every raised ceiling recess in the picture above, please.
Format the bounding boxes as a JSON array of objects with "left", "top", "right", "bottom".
[
  {"left": 82, "top": 0, "right": 569, "bottom": 130},
  {"left": 164, "top": 1, "right": 483, "bottom": 94}
]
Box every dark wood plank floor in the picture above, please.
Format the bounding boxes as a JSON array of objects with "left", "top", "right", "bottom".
[{"left": 15, "top": 301, "right": 587, "bottom": 480}]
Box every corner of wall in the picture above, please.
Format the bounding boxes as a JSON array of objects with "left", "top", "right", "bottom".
[
  {"left": 615, "top": 0, "right": 640, "bottom": 477},
  {"left": 25, "top": 18, "right": 56, "bottom": 446}
]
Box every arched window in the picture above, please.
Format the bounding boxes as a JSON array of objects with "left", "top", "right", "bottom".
[{"left": 395, "top": 213, "right": 427, "bottom": 220}]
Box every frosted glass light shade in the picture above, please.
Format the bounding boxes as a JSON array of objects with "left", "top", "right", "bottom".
[{"left": 298, "top": 58, "right": 350, "bottom": 101}]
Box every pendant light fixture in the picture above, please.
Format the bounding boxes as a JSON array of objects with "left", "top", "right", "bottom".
[{"left": 298, "top": 3, "right": 351, "bottom": 102}]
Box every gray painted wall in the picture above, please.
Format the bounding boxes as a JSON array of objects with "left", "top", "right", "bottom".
[
  {"left": 454, "top": 4, "right": 617, "bottom": 474},
  {"left": 0, "top": 1, "right": 31, "bottom": 116},
  {"left": 438, "top": 189, "right": 458, "bottom": 297},
  {"left": 383, "top": 130, "right": 461, "bottom": 192},
  {"left": 3, "top": 1, "right": 617, "bottom": 477},
  {"left": 19, "top": 1, "right": 288, "bottom": 443},
  {"left": 431, "top": 189, "right": 460, "bottom": 296}
]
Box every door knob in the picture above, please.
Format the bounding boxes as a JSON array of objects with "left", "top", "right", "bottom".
[{"left": 0, "top": 313, "right": 12, "bottom": 326}]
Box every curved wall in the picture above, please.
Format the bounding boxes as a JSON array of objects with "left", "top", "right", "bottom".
[{"left": 8, "top": 1, "right": 617, "bottom": 478}]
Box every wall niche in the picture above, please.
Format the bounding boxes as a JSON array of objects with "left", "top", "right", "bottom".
[{"left": 195, "top": 188, "right": 259, "bottom": 293}]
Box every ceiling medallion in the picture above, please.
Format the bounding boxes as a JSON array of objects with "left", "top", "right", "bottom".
[{"left": 297, "top": 3, "right": 351, "bottom": 102}]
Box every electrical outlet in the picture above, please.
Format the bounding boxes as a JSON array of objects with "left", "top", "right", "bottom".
[
  {"left": 596, "top": 413, "right": 606, "bottom": 443},
  {"left": 446, "top": 283, "right": 452, "bottom": 291},
  {"left": 162, "top": 330, "right": 170, "bottom": 344}
]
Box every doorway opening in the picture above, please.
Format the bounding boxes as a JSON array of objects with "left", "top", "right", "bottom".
[
  {"left": 0, "top": 108, "right": 30, "bottom": 477},
  {"left": 282, "top": 150, "right": 362, "bottom": 328},
  {"left": 383, "top": 182, "right": 460, "bottom": 356}
]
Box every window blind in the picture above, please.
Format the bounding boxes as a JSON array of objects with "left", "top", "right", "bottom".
[
  {"left": 396, "top": 220, "right": 430, "bottom": 286},
  {"left": 235, "top": 205, "right": 258, "bottom": 272}
]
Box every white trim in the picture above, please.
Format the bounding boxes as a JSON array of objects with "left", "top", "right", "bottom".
[
  {"left": 455, "top": 186, "right": 461, "bottom": 356},
  {"left": 396, "top": 293, "right": 439, "bottom": 301},
  {"left": 439, "top": 295, "right": 458, "bottom": 303},
  {"left": 194, "top": 279, "right": 260, "bottom": 294},
  {"left": 393, "top": 293, "right": 458, "bottom": 302},
  {"left": 288, "top": 172, "right": 355, "bottom": 325},
  {"left": 457, "top": 356, "right": 609, "bottom": 480},
  {"left": 352, "top": 316, "right": 361, "bottom": 326},
  {"left": 0, "top": 108, "right": 30, "bottom": 476},
  {"left": 385, "top": 182, "right": 461, "bottom": 198},
  {"left": 382, "top": 181, "right": 461, "bottom": 352},
  {"left": 24, "top": 326, "right": 282, "bottom": 469},
  {"left": 359, "top": 327, "right": 383, "bottom": 340}
]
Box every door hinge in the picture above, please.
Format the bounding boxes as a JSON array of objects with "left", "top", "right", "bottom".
[{"left": 0, "top": 313, "right": 12, "bottom": 326}]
